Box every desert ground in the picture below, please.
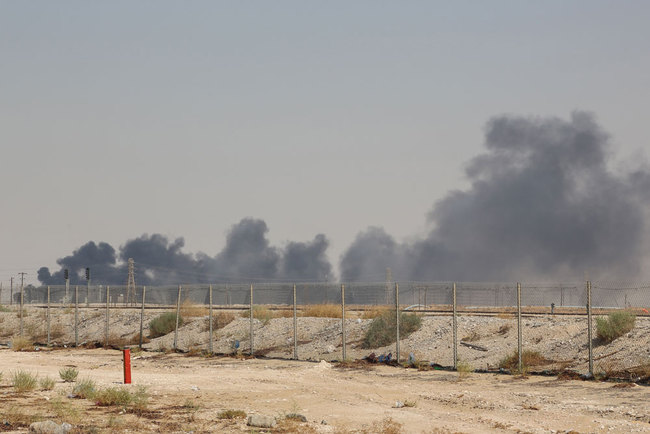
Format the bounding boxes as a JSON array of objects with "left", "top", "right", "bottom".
[
  {"left": 1, "top": 306, "right": 649, "bottom": 432},
  {"left": 0, "top": 348, "right": 649, "bottom": 433}
]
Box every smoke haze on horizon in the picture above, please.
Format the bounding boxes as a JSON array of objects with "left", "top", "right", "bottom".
[{"left": 38, "top": 113, "right": 650, "bottom": 285}]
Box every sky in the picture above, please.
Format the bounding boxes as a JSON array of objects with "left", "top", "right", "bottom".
[{"left": 1, "top": 1, "right": 649, "bottom": 287}]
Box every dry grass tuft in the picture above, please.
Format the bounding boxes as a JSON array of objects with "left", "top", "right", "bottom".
[
  {"left": 496, "top": 312, "right": 515, "bottom": 320},
  {"left": 360, "top": 305, "right": 390, "bottom": 319},
  {"left": 217, "top": 409, "right": 246, "bottom": 419},
  {"left": 301, "top": 304, "right": 342, "bottom": 318},
  {"left": 499, "top": 350, "right": 549, "bottom": 373},
  {"left": 180, "top": 299, "right": 208, "bottom": 318},
  {"left": 461, "top": 330, "right": 481, "bottom": 342},
  {"left": 456, "top": 360, "right": 473, "bottom": 380},
  {"left": 362, "top": 417, "right": 404, "bottom": 434},
  {"left": 211, "top": 311, "right": 236, "bottom": 330},
  {"left": 11, "top": 336, "right": 33, "bottom": 351}
]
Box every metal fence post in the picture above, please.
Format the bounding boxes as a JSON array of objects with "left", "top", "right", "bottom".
[
  {"left": 249, "top": 284, "right": 254, "bottom": 356},
  {"left": 395, "top": 282, "right": 400, "bottom": 363},
  {"left": 47, "top": 285, "right": 51, "bottom": 346},
  {"left": 517, "top": 282, "right": 522, "bottom": 373},
  {"left": 19, "top": 282, "right": 24, "bottom": 336},
  {"left": 173, "top": 285, "right": 182, "bottom": 351},
  {"left": 105, "top": 286, "right": 110, "bottom": 347},
  {"left": 139, "top": 286, "right": 146, "bottom": 349},
  {"left": 341, "top": 284, "right": 346, "bottom": 361},
  {"left": 74, "top": 285, "right": 79, "bottom": 347},
  {"left": 587, "top": 280, "right": 593, "bottom": 377},
  {"left": 453, "top": 283, "right": 457, "bottom": 370},
  {"left": 208, "top": 284, "right": 213, "bottom": 354},
  {"left": 293, "top": 284, "right": 298, "bottom": 360}
]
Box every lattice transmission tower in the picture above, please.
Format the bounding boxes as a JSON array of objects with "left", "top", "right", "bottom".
[{"left": 126, "top": 258, "right": 136, "bottom": 306}]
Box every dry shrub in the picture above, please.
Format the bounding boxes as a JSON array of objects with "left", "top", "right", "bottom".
[
  {"left": 361, "top": 305, "right": 390, "bottom": 319},
  {"left": 496, "top": 312, "right": 515, "bottom": 319},
  {"left": 217, "top": 409, "right": 246, "bottom": 419},
  {"left": 211, "top": 311, "right": 235, "bottom": 330},
  {"left": 274, "top": 308, "right": 294, "bottom": 318},
  {"left": 0, "top": 406, "right": 44, "bottom": 428},
  {"left": 362, "top": 417, "right": 404, "bottom": 434},
  {"left": 301, "top": 304, "right": 342, "bottom": 318},
  {"left": 461, "top": 330, "right": 481, "bottom": 342},
  {"left": 50, "top": 322, "right": 65, "bottom": 340},
  {"left": 456, "top": 360, "right": 473, "bottom": 380},
  {"left": 499, "top": 350, "right": 549, "bottom": 372},
  {"left": 180, "top": 299, "right": 208, "bottom": 318},
  {"left": 497, "top": 324, "right": 511, "bottom": 335},
  {"left": 241, "top": 305, "right": 275, "bottom": 324},
  {"left": 11, "top": 336, "right": 33, "bottom": 351}
]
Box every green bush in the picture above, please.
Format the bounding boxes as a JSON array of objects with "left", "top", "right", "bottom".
[
  {"left": 149, "top": 312, "right": 183, "bottom": 338},
  {"left": 362, "top": 310, "right": 422, "bottom": 348},
  {"left": 596, "top": 310, "right": 636, "bottom": 343}
]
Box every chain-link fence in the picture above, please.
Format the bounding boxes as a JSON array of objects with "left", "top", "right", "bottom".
[{"left": 1, "top": 281, "right": 648, "bottom": 378}]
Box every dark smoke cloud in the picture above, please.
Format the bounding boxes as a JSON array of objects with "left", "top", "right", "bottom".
[
  {"left": 341, "top": 112, "right": 650, "bottom": 282},
  {"left": 38, "top": 218, "right": 333, "bottom": 285}
]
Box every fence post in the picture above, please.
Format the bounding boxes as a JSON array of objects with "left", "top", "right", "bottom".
[
  {"left": 249, "top": 284, "right": 254, "bottom": 356},
  {"left": 293, "top": 284, "right": 298, "bottom": 360},
  {"left": 517, "top": 282, "right": 522, "bottom": 374},
  {"left": 341, "top": 284, "right": 346, "bottom": 361},
  {"left": 47, "top": 285, "right": 51, "bottom": 347},
  {"left": 139, "top": 286, "right": 146, "bottom": 349},
  {"left": 208, "top": 284, "right": 213, "bottom": 354},
  {"left": 453, "top": 283, "right": 457, "bottom": 370},
  {"left": 19, "top": 283, "right": 24, "bottom": 336},
  {"left": 395, "top": 282, "right": 400, "bottom": 364},
  {"left": 173, "top": 285, "right": 182, "bottom": 352},
  {"left": 587, "top": 280, "right": 593, "bottom": 377},
  {"left": 105, "top": 286, "right": 110, "bottom": 347},
  {"left": 74, "top": 285, "right": 79, "bottom": 347}
]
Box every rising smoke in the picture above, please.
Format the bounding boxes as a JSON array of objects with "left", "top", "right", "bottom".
[
  {"left": 38, "top": 113, "right": 650, "bottom": 285},
  {"left": 38, "top": 218, "right": 333, "bottom": 285},
  {"left": 341, "top": 112, "right": 650, "bottom": 282}
]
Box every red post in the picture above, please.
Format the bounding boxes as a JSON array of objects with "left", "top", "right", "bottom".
[{"left": 123, "top": 348, "right": 132, "bottom": 384}]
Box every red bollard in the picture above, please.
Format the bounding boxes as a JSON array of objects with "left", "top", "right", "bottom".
[{"left": 123, "top": 348, "right": 132, "bottom": 384}]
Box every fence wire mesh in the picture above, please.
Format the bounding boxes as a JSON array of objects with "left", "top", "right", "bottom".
[{"left": 1, "top": 281, "right": 648, "bottom": 376}]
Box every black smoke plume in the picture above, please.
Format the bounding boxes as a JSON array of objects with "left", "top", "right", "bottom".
[
  {"left": 341, "top": 112, "right": 650, "bottom": 282},
  {"left": 38, "top": 218, "right": 333, "bottom": 285}
]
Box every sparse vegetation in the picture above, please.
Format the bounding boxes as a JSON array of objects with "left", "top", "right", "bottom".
[
  {"left": 94, "top": 385, "right": 149, "bottom": 411},
  {"left": 59, "top": 367, "right": 79, "bottom": 382},
  {"left": 301, "top": 304, "right": 342, "bottom": 318},
  {"left": 149, "top": 312, "right": 183, "bottom": 338},
  {"left": 461, "top": 330, "right": 481, "bottom": 342},
  {"left": 241, "top": 305, "right": 275, "bottom": 324},
  {"left": 11, "top": 336, "right": 33, "bottom": 351},
  {"left": 361, "top": 305, "right": 390, "bottom": 319},
  {"left": 11, "top": 370, "right": 38, "bottom": 393},
  {"left": 596, "top": 310, "right": 636, "bottom": 343},
  {"left": 456, "top": 360, "right": 473, "bottom": 380},
  {"left": 217, "top": 409, "right": 247, "bottom": 419},
  {"left": 363, "top": 416, "right": 404, "bottom": 434},
  {"left": 49, "top": 397, "right": 81, "bottom": 424},
  {"left": 499, "top": 350, "right": 548, "bottom": 373},
  {"left": 39, "top": 376, "right": 56, "bottom": 390},
  {"left": 180, "top": 299, "right": 208, "bottom": 318},
  {"left": 72, "top": 378, "right": 97, "bottom": 399},
  {"left": 362, "top": 310, "right": 422, "bottom": 348},
  {"left": 211, "top": 311, "right": 235, "bottom": 330}
]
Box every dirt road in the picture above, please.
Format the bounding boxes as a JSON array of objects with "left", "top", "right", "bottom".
[{"left": 0, "top": 348, "right": 649, "bottom": 433}]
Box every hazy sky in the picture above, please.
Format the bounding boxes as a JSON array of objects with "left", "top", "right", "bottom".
[{"left": 2, "top": 1, "right": 649, "bottom": 286}]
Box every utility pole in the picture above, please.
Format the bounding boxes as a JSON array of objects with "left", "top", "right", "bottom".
[
  {"left": 18, "top": 272, "right": 26, "bottom": 336},
  {"left": 64, "top": 269, "right": 69, "bottom": 305},
  {"left": 10, "top": 276, "right": 13, "bottom": 306},
  {"left": 85, "top": 267, "right": 91, "bottom": 307}
]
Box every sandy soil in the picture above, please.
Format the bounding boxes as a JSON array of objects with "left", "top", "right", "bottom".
[{"left": 0, "top": 348, "right": 649, "bottom": 433}]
